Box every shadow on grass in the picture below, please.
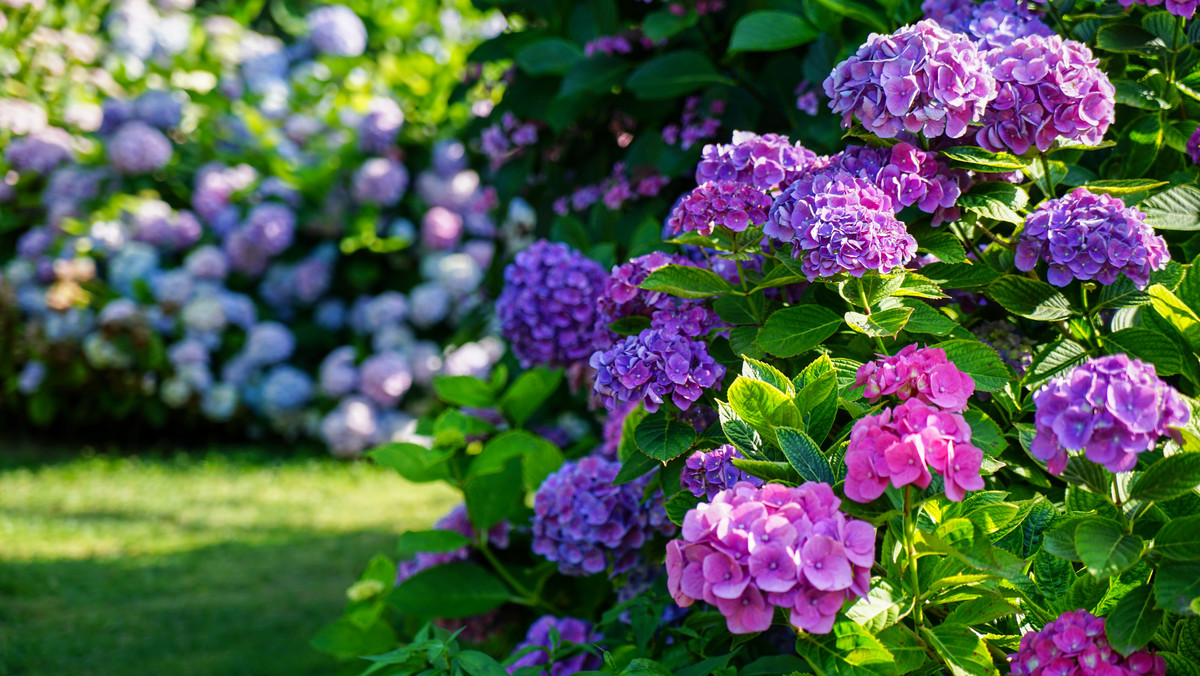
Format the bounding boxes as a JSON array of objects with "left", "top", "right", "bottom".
[{"left": 0, "top": 529, "right": 394, "bottom": 676}]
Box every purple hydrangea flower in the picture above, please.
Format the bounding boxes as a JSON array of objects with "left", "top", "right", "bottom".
[
  {"left": 1009, "top": 610, "right": 1166, "bottom": 676},
  {"left": 922, "top": 0, "right": 1053, "bottom": 49},
  {"left": 1015, "top": 188, "right": 1169, "bottom": 289},
  {"left": 593, "top": 252, "right": 718, "bottom": 347},
  {"left": 307, "top": 5, "right": 367, "bottom": 57},
  {"left": 134, "top": 90, "right": 184, "bottom": 129},
  {"left": 396, "top": 504, "right": 510, "bottom": 585},
  {"left": 765, "top": 170, "right": 916, "bottom": 279},
  {"left": 825, "top": 143, "right": 967, "bottom": 225},
  {"left": 532, "top": 456, "right": 675, "bottom": 576},
  {"left": 977, "top": 35, "right": 1115, "bottom": 155},
  {"left": 243, "top": 203, "right": 296, "bottom": 256},
  {"left": 319, "top": 346, "right": 359, "bottom": 398},
  {"left": 1189, "top": 125, "right": 1200, "bottom": 164},
  {"left": 261, "top": 365, "right": 314, "bottom": 412},
  {"left": 244, "top": 322, "right": 295, "bottom": 366},
  {"left": 667, "top": 181, "right": 773, "bottom": 237},
  {"left": 590, "top": 322, "right": 725, "bottom": 414},
  {"left": 824, "top": 20, "right": 996, "bottom": 139},
  {"left": 695, "top": 131, "right": 820, "bottom": 191},
  {"left": 5, "top": 127, "right": 74, "bottom": 174},
  {"left": 666, "top": 482, "right": 875, "bottom": 635},
  {"left": 352, "top": 158, "right": 408, "bottom": 206},
  {"left": 1031, "top": 354, "right": 1189, "bottom": 475},
  {"left": 507, "top": 616, "right": 602, "bottom": 676},
  {"left": 107, "top": 122, "right": 173, "bottom": 174},
  {"left": 1118, "top": 0, "right": 1196, "bottom": 19},
  {"left": 320, "top": 397, "right": 379, "bottom": 458},
  {"left": 972, "top": 320, "right": 1034, "bottom": 376},
  {"left": 359, "top": 97, "right": 404, "bottom": 153},
  {"left": 497, "top": 240, "right": 607, "bottom": 369},
  {"left": 681, "top": 445, "right": 764, "bottom": 500},
  {"left": 358, "top": 351, "right": 413, "bottom": 408}
]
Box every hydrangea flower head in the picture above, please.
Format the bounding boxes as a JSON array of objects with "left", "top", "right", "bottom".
[
  {"left": 667, "top": 181, "right": 772, "bottom": 237},
  {"left": 108, "top": 121, "right": 173, "bottom": 174},
  {"left": 978, "top": 35, "right": 1115, "bottom": 155},
  {"left": 1009, "top": 610, "right": 1166, "bottom": 676},
  {"left": 590, "top": 322, "right": 725, "bottom": 413},
  {"left": 1118, "top": 0, "right": 1196, "bottom": 19},
  {"left": 681, "top": 445, "right": 764, "bottom": 499},
  {"left": 307, "top": 5, "right": 367, "bottom": 56},
  {"left": 696, "top": 131, "right": 820, "bottom": 191},
  {"left": 6, "top": 127, "right": 74, "bottom": 174},
  {"left": 923, "top": 0, "right": 1053, "bottom": 49},
  {"left": 827, "top": 143, "right": 966, "bottom": 225},
  {"left": 1189, "top": 125, "right": 1200, "bottom": 164},
  {"left": 1015, "top": 188, "right": 1169, "bottom": 289},
  {"left": 353, "top": 158, "right": 408, "bottom": 206},
  {"left": 532, "top": 456, "right": 675, "bottom": 576},
  {"left": 358, "top": 351, "right": 413, "bottom": 408},
  {"left": 1031, "top": 354, "right": 1189, "bottom": 475},
  {"left": 824, "top": 20, "right": 996, "bottom": 139},
  {"left": 666, "top": 482, "right": 875, "bottom": 634},
  {"left": 593, "top": 251, "right": 718, "bottom": 346},
  {"left": 765, "top": 170, "right": 916, "bottom": 279},
  {"left": 395, "top": 504, "right": 510, "bottom": 585},
  {"left": 496, "top": 240, "right": 607, "bottom": 369},
  {"left": 507, "top": 616, "right": 602, "bottom": 676},
  {"left": 856, "top": 344, "right": 976, "bottom": 412},
  {"left": 846, "top": 399, "right": 984, "bottom": 502}
]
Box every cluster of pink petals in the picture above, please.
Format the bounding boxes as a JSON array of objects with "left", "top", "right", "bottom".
[
  {"left": 846, "top": 399, "right": 985, "bottom": 502},
  {"left": 666, "top": 482, "right": 875, "bottom": 635},
  {"left": 824, "top": 20, "right": 997, "bottom": 139},
  {"left": 855, "top": 344, "right": 975, "bottom": 412},
  {"left": 667, "top": 180, "right": 773, "bottom": 237},
  {"left": 696, "top": 131, "right": 821, "bottom": 191},
  {"left": 1009, "top": 610, "right": 1166, "bottom": 676}
]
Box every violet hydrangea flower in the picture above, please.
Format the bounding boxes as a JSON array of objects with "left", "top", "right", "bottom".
[
  {"left": 825, "top": 143, "right": 967, "bottom": 226},
  {"left": 590, "top": 322, "right": 725, "bottom": 413},
  {"left": 824, "top": 20, "right": 997, "bottom": 139},
  {"left": 977, "top": 35, "right": 1115, "bottom": 155},
  {"left": 532, "top": 456, "right": 676, "bottom": 576},
  {"left": 1030, "top": 354, "right": 1189, "bottom": 475},
  {"left": 1009, "top": 609, "right": 1166, "bottom": 676},
  {"left": 695, "top": 131, "right": 821, "bottom": 191},
  {"left": 395, "top": 504, "right": 510, "bottom": 585},
  {"left": 922, "top": 0, "right": 1053, "bottom": 49},
  {"left": 666, "top": 482, "right": 875, "bottom": 635},
  {"left": 307, "top": 5, "right": 367, "bottom": 57},
  {"left": 1188, "top": 125, "right": 1200, "bottom": 164},
  {"left": 353, "top": 158, "right": 408, "bottom": 206},
  {"left": 108, "top": 121, "right": 173, "bottom": 174},
  {"left": 765, "top": 170, "right": 916, "bottom": 279},
  {"left": 593, "top": 252, "right": 719, "bottom": 347},
  {"left": 1118, "top": 0, "right": 1197, "bottom": 19},
  {"left": 681, "top": 445, "right": 764, "bottom": 500},
  {"left": 497, "top": 240, "right": 607, "bottom": 369},
  {"left": 855, "top": 344, "right": 977, "bottom": 412},
  {"left": 507, "top": 616, "right": 602, "bottom": 676},
  {"left": 1015, "top": 188, "right": 1169, "bottom": 289},
  {"left": 845, "top": 399, "right": 985, "bottom": 502},
  {"left": 667, "top": 180, "right": 773, "bottom": 237}
]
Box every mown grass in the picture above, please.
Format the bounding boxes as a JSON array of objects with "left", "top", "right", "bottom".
[{"left": 0, "top": 443, "right": 457, "bottom": 676}]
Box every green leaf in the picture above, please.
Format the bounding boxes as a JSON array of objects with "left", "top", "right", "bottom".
[
  {"left": 464, "top": 459, "right": 524, "bottom": 530},
  {"left": 514, "top": 38, "right": 584, "bottom": 76},
  {"left": 845, "top": 307, "right": 913, "bottom": 338},
  {"left": 1154, "top": 515, "right": 1200, "bottom": 560},
  {"left": 388, "top": 563, "right": 511, "bottom": 618},
  {"left": 794, "top": 360, "right": 839, "bottom": 444},
  {"left": 938, "top": 339, "right": 1014, "bottom": 392},
  {"left": 941, "top": 146, "right": 1030, "bottom": 171},
  {"left": 719, "top": 400, "right": 764, "bottom": 459},
  {"left": 944, "top": 597, "right": 1020, "bottom": 626},
  {"left": 522, "top": 437, "right": 564, "bottom": 493},
  {"left": 609, "top": 315, "right": 652, "bottom": 336},
  {"left": 370, "top": 443, "right": 452, "bottom": 483},
  {"left": 921, "top": 518, "right": 1025, "bottom": 578},
  {"left": 638, "top": 264, "right": 734, "bottom": 299},
  {"left": 925, "top": 624, "right": 996, "bottom": 676},
  {"left": 1141, "top": 184, "right": 1200, "bottom": 231},
  {"left": 777, "top": 427, "right": 835, "bottom": 484},
  {"left": 1106, "top": 584, "right": 1164, "bottom": 656},
  {"left": 641, "top": 9, "right": 697, "bottom": 40},
  {"left": 918, "top": 262, "right": 1001, "bottom": 289},
  {"left": 614, "top": 449, "right": 659, "bottom": 485},
  {"left": 807, "top": 0, "right": 888, "bottom": 32},
  {"left": 741, "top": 357, "right": 795, "bottom": 396},
  {"left": 1023, "top": 339, "right": 1089, "bottom": 391},
  {"left": 1095, "top": 24, "right": 1167, "bottom": 53},
  {"left": 664, "top": 490, "right": 702, "bottom": 526},
  {"left": 958, "top": 192, "right": 1023, "bottom": 224},
  {"left": 1084, "top": 178, "right": 1169, "bottom": 195},
  {"left": 894, "top": 273, "right": 947, "bottom": 300},
  {"left": 964, "top": 409, "right": 1006, "bottom": 457},
  {"left": 559, "top": 56, "right": 631, "bottom": 97},
  {"left": 310, "top": 618, "right": 396, "bottom": 660},
  {"left": 986, "top": 276, "right": 1074, "bottom": 321},
  {"left": 1154, "top": 560, "right": 1200, "bottom": 615},
  {"left": 796, "top": 620, "right": 897, "bottom": 675},
  {"left": 1075, "top": 519, "right": 1143, "bottom": 580},
  {"left": 899, "top": 299, "right": 959, "bottom": 336},
  {"left": 1129, "top": 452, "right": 1200, "bottom": 503},
  {"left": 432, "top": 375, "right": 495, "bottom": 408},
  {"left": 634, "top": 413, "right": 697, "bottom": 462},
  {"left": 500, "top": 367, "right": 563, "bottom": 426},
  {"left": 397, "top": 530, "right": 472, "bottom": 557},
  {"left": 1104, "top": 327, "right": 1183, "bottom": 376},
  {"left": 626, "top": 51, "right": 732, "bottom": 100},
  {"left": 730, "top": 458, "right": 800, "bottom": 483},
  {"left": 728, "top": 11, "right": 818, "bottom": 53},
  {"left": 1043, "top": 516, "right": 1089, "bottom": 561},
  {"left": 727, "top": 376, "right": 803, "bottom": 440},
  {"left": 844, "top": 580, "right": 907, "bottom": 633},
  {"left": 456, "top": 650, "right": 510, "bottom": 676},
  {"left": 757, "top": 305, "right": 843, "bottom": 358}
]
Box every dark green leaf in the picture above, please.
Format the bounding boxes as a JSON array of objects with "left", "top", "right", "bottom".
[
  {"left": 899, "top": 299, "right": 959, "bottom": 336},
  {"left": 432, "top": 375, "right": 495, "bottom": 408},
  {"left": 918, "top": 262, "right": 1001, "bottom": 289},
  {"left": 1075, "top": 519, "right": 1143, "bottom": 580},
  {"left": 370, "top": 443, "right": 452, "bottom": 483},
  {"left": 514, "top": 38, "right": 584, "bottom": 76},
  {"left": 795, "top": 620, "right": 897, "bottom": 675},
  {"left": 730, "top": 458, "right": 800, "bottom": 483},
  {"left": 1106, "top": 584, "right": 1163, "bottom": 655},
  {"left": 641, "top": 9, "right": 697, "bottom": 40},
  {"left": 559, "top": 56, "right": 631, "bottom": 97},
  {"left": 941, "top": 146, "right": 1030, "bottom": 171},
  {"left": 639, "top": 264, "right": 735, "bottom": 299},
  {"left": 728, "top": 11, "right": 818, "bottom": 53},
  {"left": 634, "top": 413, "right": 697, "bottom": 462},
  {"left": 718, "top": 400, "right": 764, "bottom": 459},
  {"left": 807, "top": 0, "right": 888, "bottom": 32},
  {"left": 986, "top": 276, "right": 1074, "bottom": 321},
  {"left": 1095, "top": 24, "right": 1167, "bottom": 53},
  {"left": 1043, "top": 516, "right": 1089, "bottom": 561},
  {"left": 614, "top": 449, "right": 660, "bottom": 485},
  {"left": 310, "top": 618, "right": 396, "bottom": 659},
  {"left": 388, "top": 563, "right": 511, "bottom": 618},
  {"left": 626, "top": 51, "right": 732, "bottom": 99},
  {"left": 926, "top": 624, "right": 996, "bottom": 676},
  {"left": 1154, "top": 560, "right": 1200, "bottom": 615},
  {"left": 1154, "top": 515, "right": 1200, "bottom": 560},
  {"left": 1105, "top": 327, "right": 1183, "bottom": 376},
  {"left": 757, "top": 305, "right": 843, "bottom": 358},
  {"left": 1129, "top": 452, "right": 1200, "bottom": 503},
  {"left": 777, "top": 427, "right": 835, "bottom": 484},
  {"left": 397, "top": 530, "right": 473, "bottom": 557},
  {"left": 664, "top": 490, "right": 702, "bottom": 526},
  {"left": 464, "top": 459, "right": 524, "bottom": 530},
  {"left": 501, "top": 367, "right": 563, "bottom": 426},
  {"left": 456, "top": 650, "right": 510, "bottom": 676}
]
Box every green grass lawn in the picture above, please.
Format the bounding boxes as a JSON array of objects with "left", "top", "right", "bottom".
[{"left": 0, "top": 444, "right": 458, "bottom": 676}]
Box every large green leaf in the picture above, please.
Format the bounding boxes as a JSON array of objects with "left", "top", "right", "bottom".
[
  {"left": 728, "top": 11, "right": 818, "bottom": 53},
  {"left": 918, "top": 262, "right": 1001, "bottom": 289},
  {"left": 397, "top": 530, "right": 473, "bottom": 557},
  {"left": 938, "top": 340, "right": 1014, "bottom": 392},
  {"left": 925, "top": 624, "right": 996, "bottom": 676},
  {"left": 795, "top": 620, "right": 897, "bottom": 675},
  {"left": 626, "top": 51, "right": 732, "bottom": 99},
  {"left": 1140, "top": 184, "right": 1200, "bottom": 231},
  {"left": 1155, "top": 515, "right": 1200, "bottom": 560},
  {"left": 370, "top": 443, "right": 453, "bottom": 483},
  {"left": 388, "top": 563, "right": 511, "bottom": 618},
  {"left": 1075, "top": 519, "right": 1143, "bottom": 580},
  {"left": 727, "top": 376, "right": 803, "bottom": 444},
  {"left": 464, "top": 459, "right": 524, "bottom": 530},
  {"left": 559, "top": 56, "right": 631, "bottom": 97},
  {"left": 1104, "top": 327, "right": 1183, "bottom": 375},
  {"left": 634, "top": 412, "right": 697, "bottom": 462},
  {"left": 845, "top": 307, "right": 912, "bottom": 338},
  {"left": 638, "top": 264, "right": 735, "bottom": 299},
  {"left": 432, "top": 375, "right": 495, "bottom": 408},
  {"left": 777, "top": 427, "right": 835, "bottom": 484},
  {"left": 500, "top": 367, "right": 563, "bottom": 426},
  {"left": 1106, "top": 584, "right": 1164, "bottom": 655},
  {"left": 757, "top": 305, "right": 843, "bottom": 358},
  {"left": 1155, "top": 560, "right": 1200, "bottom": 615},
  {"left": 1129, "top": 452, "right": 1200, "bottom": 503},
  {"left": 941, "top": 146, "right": 1030, "bottom": 171},
  {"left": 986, "top": 276, "right": 1074, "bottom": 321}
]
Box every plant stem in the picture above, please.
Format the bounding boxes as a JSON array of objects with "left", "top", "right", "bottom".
[
  {"left": 477, "top": 536, "right": 554, "bottom": 612},
  {"left": 973, "top": 220, "right": 1015, "bottom": 250},
  {"left": 904, "top": 486, "right": 924, "bottom": 629},
  {"left": 1037, "top": 154, "right": 1055, "bottom": 200}
]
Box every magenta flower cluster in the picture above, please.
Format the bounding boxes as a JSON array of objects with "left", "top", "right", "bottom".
[
  {"left": 681, "top": 445, "right": 764, "bottom": 500},
  {"left": 1030, "top": 354, "right": 1189, "bottom": 475},
  {"left": 1118, "top": 0, "right": 1197, "bottom": 19},
  {"left": 666, "top": 482, "right": 875, "bottom": 635},
  {"left": 532, "top": 456, "right": 676, "bottom": 576},
  {"left": 1009, "top": 610, "right": 1166, "bottom": 676},
  {"left": 552, "top": 163, "right": 670, "bottom": 217},
  {"left": 856, "top": 344, "right": 976, "bottom": 412},
  {"left": 1189, "top": 125, "right": 1200, "bottom": 164},
  {"left": 922, "top": 0, "right": 1053, "bottom": 49},
  {"left": 1015, "top": 188, "right": 1170, "bottom": 289},
  {"left": 497, "top": 240, "right": 607, "bottom": 369},
  {"left": 765, "top": 170, "right": 916, "bottom": 280},
  {"left": 507, "top": 615, "right": 602, "bottom": 676},
  {"left": 823, "top": 20, "right": 997, "bottom": 139},
  {"left": 978, "top": 35, "right": 1115, "bottom": 155},
  {"left": 395, "top": 504, "right": 510, "bottom": 585},
  {"left": 667, "top": 180, "right": 773, "bottom": 237},
  {"left": 846, "top": 400, "right": 985, "bottom": 502},
  {"left": 590, "top": 320, "right": 725, "bottom": 413},
  {"left": 828, "top": 143, "right": 966, "bottom": 225},
  {"left": 594, "top": 252, "right": 718, "bottom": 344},
  {"left": 696, "top": 131, "right": 820, "bottom": 191}
]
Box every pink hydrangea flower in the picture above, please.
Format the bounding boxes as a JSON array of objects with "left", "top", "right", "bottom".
[
  {"left": 1009, "top": 610, "right": 1166, "bottom": 676},
  {"left": 855, "top": 344, "right": 976, "bottom": 412}
]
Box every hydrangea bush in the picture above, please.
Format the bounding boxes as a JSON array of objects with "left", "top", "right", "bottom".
[{"left": 320, "top": 0, "right": 1200, "bottom": 674}]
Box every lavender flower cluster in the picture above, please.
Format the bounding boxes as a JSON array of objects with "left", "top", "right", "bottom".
[
  {"left": 590, "top": 321, "right": 726, "bottom": 413},
  {"left": 680, "top": 445, "right": 764, "bottom": 500},
  {"left": 667, "top": 180, "right": 773, "bottom": 237},
  {"left": 1031, "top": 354, "right": 1189, "bottom": 475},
  {"left": 507, "top": 616, "right": 602, "bottom": 676},
  {"left": 594, "top": 252, "right": 718, "bottom": 342},
  {"left": 921, "top": 0, "right": 1053, "bottom": 49},
  {"left": 695, "top": 131, "right": 821, "bottom": 191},
  {"left": 661, "top": 97, "right": 725, "bottom": 150},
  {"left": 1015, "top": 189, "right": 1170, "bottom": 289},
  {"left": 826, "top": 143, "right": 968, "bottom": 226},
  {"left": 1009, "top": 610, "right": 1166, "bottom": 676},
  {"left": 531, "top": 456, "right": 676, "bottom": 576},
  {"left": 666, "top": 482, "right": 875, "bottom": 634}
]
